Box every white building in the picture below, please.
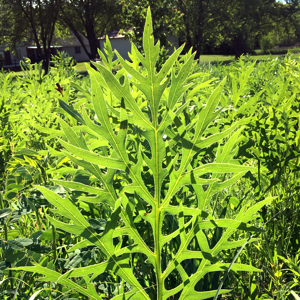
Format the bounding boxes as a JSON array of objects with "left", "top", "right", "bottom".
[
  {"left": 0, "top": 44, "right": 27, "bottom": 70},
  {"left": 99, "top": 30, "right": 179, "bottom": 62},
  {"left": 99, "top": 30, "right": 132, "bottom": 61},
  {"left": 0, "top": 30, "right": 179, "bottom": 69},
  {"left": 0, "top": 33, "right": 91, "bottom": 70},
  {"left": 55, "top": 33, "right": 91, "bottom": 62}
]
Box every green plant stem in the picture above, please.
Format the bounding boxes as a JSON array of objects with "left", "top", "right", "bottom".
[
  {"left": 155, "top": 205, "right": 163, "bottom": 300},
  {"left": 153, "top": 105, "right": 164, "bottom": 299},
  {"left": 0, "top": 193, "right": 7, "bottom": 241},
  {"left": 0, "top": 193, "right": 14, "bottom": 290},
  {"left": 52, "top": 225, "right": 57, "bottom": 264},
  {"left": 213, "top": 236, "right": 250, "bottom": 300},
  {"left": 34, "top": 208, "right": 42, "bottom": 231},
  {"left": 154, "top": 130, "right": 163, "bottom": 299}
]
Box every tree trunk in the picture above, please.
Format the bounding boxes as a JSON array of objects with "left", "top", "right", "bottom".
[
  {"left": 58, "top": 8, "right": 93, "bottom": 60},
  {"left": 42, "top": 58, "right": 50, "bottom": 74},
  {"left": 40, "top": 37, "right": 51, "bottom": 74},
  {"left": 232, "top": 34, "right": 247, "bottom": 59},
  {"left": 86, "top": 23, "right": 98, "bottom": 61}
]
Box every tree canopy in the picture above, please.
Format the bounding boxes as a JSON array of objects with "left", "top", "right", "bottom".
[
  {"left": 119, "top": 0, "right": 183, "bottom": 48},
  {"left": 55, "top": 0, "right": 122, "bottom": 60},
  {"left": 0, "top": 0, "right": 60, "bottom": 73},
  {"left": 176, "top": 0, "right": 300, "bottom": 58},
  {"left": 0, "top": 0, "right": 300, "bottom": 67}
]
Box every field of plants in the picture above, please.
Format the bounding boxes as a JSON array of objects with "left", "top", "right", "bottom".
[{"left": 1, "top": 10, "right": 300, "bottom": 300}]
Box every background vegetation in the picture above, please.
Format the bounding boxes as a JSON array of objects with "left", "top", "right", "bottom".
[
  {"left": 1, "top": 0, "right": 300, "bottom": 72},
  {"left": 0, "top": 8, "right": 300, "bottom": 298}
]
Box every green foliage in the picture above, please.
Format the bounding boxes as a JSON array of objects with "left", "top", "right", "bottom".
[
  {"left": 1, "top": 9, "right": 300, "bottom": 300},
  {"left": 55, "top": 0, "right": 123, "bottom": 60},
  {"left": 0, "top": 0, "right": 60, "bottom": 73},
  {"left": 9, "top": 9, "right": 271, "bottom": 300},
  {"left": 119, "top": 1, "right": 182, "bottom": 48},
  {"left": 50, "top": 51, "right": 77, "bottom": 78},
  {"left": 260, "top": 33, "right": 276, "bottom": 54},
  {"left": 156, "top": 46, "right": 170, "bottom": 71},
  {"left": 196, "top": 55, "right": 300, "bottom": 299},
  {"left": 177, "top": 0, "right": 300, "bottom": 57},
  {"left": 0, "top": 55, "right": 92, "bottom": 299}
]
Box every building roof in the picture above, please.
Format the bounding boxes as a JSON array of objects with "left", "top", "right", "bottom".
[
  {"left": 98, "top": 30, "right": 127, "bottom": 40},
  {"left": 27, "top": 45, "right": 63, "bottom": 49},
  {"left": 53, "top": 32, "right": 89, "bottom": 47}
]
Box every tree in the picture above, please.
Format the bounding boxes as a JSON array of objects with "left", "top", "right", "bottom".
[
  {"left": 209, "top": 0, "right": 271, "bottom": 57},
  {"left": 258, "top": 2, "right": 300, "bottom": 52},
  {"left": 214, "top": 0, "right": 300, "bottom": 57},
  {"left": 0, "top": 0, "right": 60, "bottom": 73},
  {"left": 176, "top": 0, "right": 217, "bottom": 58},
  {"left": 119, "top": 0, "right": 183, "bottom": 49},
  {"left": 175, "top": 0, "right": 300, "bottom": 58},
  {"left": 55, "top": 0, "right": 122, "bottom": 61},
  {"left": 272, "top": 0, "right": 300, "bottom": 45}
]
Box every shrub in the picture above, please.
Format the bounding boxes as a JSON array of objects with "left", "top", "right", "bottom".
[{"left": 259, "top": 33, "right": 276, "bottom": 54}]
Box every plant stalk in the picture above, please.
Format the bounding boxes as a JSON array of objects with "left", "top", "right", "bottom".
[{"left": 52, "top": 225, "right": 57, "bottom": 264}]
